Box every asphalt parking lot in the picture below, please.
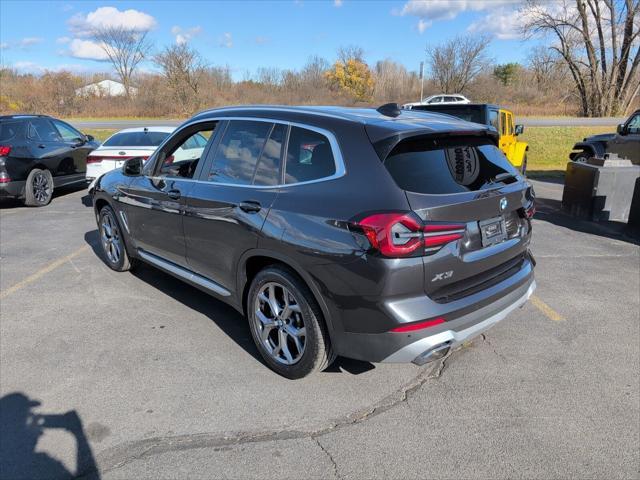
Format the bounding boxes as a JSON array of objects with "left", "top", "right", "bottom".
[{"left": 1, "top": 179, "right": 638, "bottom": 480}]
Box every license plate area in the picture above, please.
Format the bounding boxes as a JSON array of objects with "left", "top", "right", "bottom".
[{"left": 479, "top": 216, "right": 507, "bottom": 247}]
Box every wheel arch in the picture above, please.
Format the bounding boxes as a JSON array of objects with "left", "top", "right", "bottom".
[
  {"left": 569, "top": 141, "right": 602, "bottom": 160},
  {"left": 237, "top": 249, "right": 337, "bottom": 338}
]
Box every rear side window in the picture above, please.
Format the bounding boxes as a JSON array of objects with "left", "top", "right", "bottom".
[
  {"left": 253, "top": 123, "right": 286, "bottom": 186},
  {"left": 0, "top": 121, "right": 20, "bottom": 142},
  {"left": 384, "top": 137, "right": 517, "bottom": 194},
  {"left": 500, "top": 112, "right": 507, "bottom": 135},
  {"left": 103, "top": 131, "right": 170, "bottom": 147},
  {"left": 210, "top": 120, "right": 273, "bottom": 185},
  {"left": 28, "top": 119, "right": 60, "bottom": 142},
  {"left": 285, "top": 127, "right": 336, "bottom": 184}
]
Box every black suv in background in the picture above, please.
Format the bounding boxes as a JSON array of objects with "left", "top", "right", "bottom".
[
  {"left": 0, "top": 115, "right": 99, "bottom": 206},
  {"left": 92, "top": 105, "right": 536, "bottom": 378}
]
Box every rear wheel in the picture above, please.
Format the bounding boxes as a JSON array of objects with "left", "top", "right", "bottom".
[
  {"left": 573, "top": 151, "right": 591, "bottom": 163},
  {"left": 24, "top": 169, "right": 53, "bottom": 207},
  {"left": 98, "top": 205, "right": 134, "bottom": 272},
  {"left": 247, "top": 266, "right": 334, "bottom": 379}
]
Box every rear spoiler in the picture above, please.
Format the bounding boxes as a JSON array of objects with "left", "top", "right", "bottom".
[{"left": 366, "top": 126, "right": 500, "bottom": 162}]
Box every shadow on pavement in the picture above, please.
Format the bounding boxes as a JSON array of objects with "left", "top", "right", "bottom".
[
  {"left": 535, "top": 197, "right": 640, "bottom": 245},
  {"left": 526, "top": 170, "right": 565, "bottom": 184},
  {"left": 83, "top": 229, "right": 374, "bottom": 375},
  {"left": 0, "top": 184, "right": 87, "bottom": 210},
  {"left": 0, "top": 392, "right": 100, "bottom": 480}
]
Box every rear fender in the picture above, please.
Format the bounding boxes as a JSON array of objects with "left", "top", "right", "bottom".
[{"left": 569, "top": 141, "right": 604, "bottom": 160}]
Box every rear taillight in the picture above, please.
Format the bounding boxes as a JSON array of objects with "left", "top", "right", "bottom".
[
  {"left": 390, "top": 317, "right": 445, "bottom": 333},
  {"left": 354, "top": 212, "right": 465, "bottom": 258},
  {"left": 0, "top": 171, "right": 11, "bottom": 183},
  {"left": 0, "top": 145, "right": 11, "bottom": 156}
]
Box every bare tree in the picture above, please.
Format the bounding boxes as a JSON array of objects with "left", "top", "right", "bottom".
[
  {"left": 92, "top": 26, "right": 152, "bottom": 98},
  {"left": 523, "top": 0, "right": 640, "bottom": 116},
  {"left": 154, "top": 43, "right": 206, "bottom": 114},
  {"left": 426, "top": 35, "right": 491, "bottom": 93},
  {"left": 337, "top": 45, "right": 365, "bottom": 63},
  {"left": 373, "top": 59, "right": 419, "bottom": 102}
]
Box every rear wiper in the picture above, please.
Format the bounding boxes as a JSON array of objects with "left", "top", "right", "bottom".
[{"left": 490, "top": 172, "right": 518, "bottom": 184}]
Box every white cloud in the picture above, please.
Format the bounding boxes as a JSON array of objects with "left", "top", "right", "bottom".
[
  {"left": 397, "top": 0, "right": 520, "bottom": 33},
  {"left": 56, "top": 36, "right": 72, "bottom": 44},
  {"left": 68, "top": 38, "right": 110, "bottom": 60},
  {"left": 10, "top": 61, "right": 95, "bottom": 74},
  {"left": 69, "top": 6, "right": 156, "bottom": 36},
  {"left": 255, "top": 36, "right": 269, "bottom": 45},
  {"left": 0, "top": 42, "right": 8, "bottom": 50},
  {"left": 468, "top": 8, "right": 522, "bottom": 39},
  {"left": 18, "top": 37, "right": 43, "bottom": 47},
  {"left": 334, "top": 0, "right": 343, "bottom": 6},
  {"left": 219, "top": 32, "right": 233, "bottom": 48},
  {"left": 11, "top": 61, "right": 45, "bottom": 74},
  {"left": 171, "top": 25, "right": 202, "bottom": 45}
]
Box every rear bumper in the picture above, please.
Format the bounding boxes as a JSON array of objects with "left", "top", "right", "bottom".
[
  {"left": 0, "top": 180, "right": 26, "bottom": 198},
  {"left": 383, "top": 280, "right": 535, "bottom": 364}
]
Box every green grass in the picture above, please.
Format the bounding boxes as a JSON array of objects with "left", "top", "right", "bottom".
[
  {"left": 520, "top": 126, "right": 612, "bottom": 174},
  {"left": 83, "top": 129, "right": 117, "bottom": 142}
]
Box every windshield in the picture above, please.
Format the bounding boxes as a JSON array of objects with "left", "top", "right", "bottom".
[
  {"left": 103, "top": 131, "right": 170, "bottom": 147},
  {"left": 384, "top": 136, "right": 518, "bottom": 194}
]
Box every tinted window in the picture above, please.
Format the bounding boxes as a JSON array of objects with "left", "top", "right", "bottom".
[
  {"left": 384, "top": 137, "right": 517, "bottom": 194},
  {"left": 253, "top": 123, "right": 286, "bottom": 186},
  {"left": 489, "top": 110, "right": 499, "bottom": 130},
  {"left": 210, "top": 120, "right": 272, "bottom": 185},
  {"left": 52, "top": 120, "right": 82, "bottom": 142},
  {"left": 158, "top": 126, "right": 214, "bottom": 179},
  {"left": 507, "top": 113, "right": 514, "bottom": 135},
  {"left": 0, "top": 121, "right": 20, "bottom": 142},
  {"left": 500, "top": 112, "right": 507, "bottom": 135},
  {"left": 29, "top": 119, "right": 60, "bottom": 142},
  {"left": 285, "top": 127, "right": 336, "bottom": 184},
  {"left": 628, "top": 114, "right": 640, "bottom": 134},
  {"left": 103, "top": 131, "right": 170, "bottom": 147},
  {"left": 410, "top": 106, "right": 485, "bottom": 124}
]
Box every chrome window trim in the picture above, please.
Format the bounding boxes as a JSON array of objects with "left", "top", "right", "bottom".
[{"left": 149, "top": 116, "right": 346, "bottom": 189}]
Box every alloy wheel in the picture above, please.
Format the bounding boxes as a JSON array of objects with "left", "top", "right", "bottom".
[
  {"left": 253, "top": 282, "right": 306, "bottom": 365},
  {"left": 32, "top": 172, "right": 51, "bottom": 204},
  {"left": 100, "top": 213, "right": 122, "bottom": 265}
]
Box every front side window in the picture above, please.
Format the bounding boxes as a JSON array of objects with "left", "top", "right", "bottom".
[
  {"left": 208, "top": 120, "right": 273, "bottom": 185},
  {"left": 507, "top": 113, "right": 514, "bottom": 135},
  {"left": 28, "top": 119, "right": 60, "bottom": 142},
  {"left": 489, "top": 110, "right": 499, "bottom": 130},
  {"left": 52, "top": 120, "right": 83, "bottom": 142},
  {"left": 626, "top": 114, "right": 640, "bottom": 134},
  {"left": 285, "top": 127, "right": 336, "bottom": 184},
  {"left": 157, "top": 126, "right": 215, "bottom": 179}
]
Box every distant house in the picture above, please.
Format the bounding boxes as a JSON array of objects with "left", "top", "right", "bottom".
[{"left": 75, "top": 79, "right": 137, "bottom": 97}]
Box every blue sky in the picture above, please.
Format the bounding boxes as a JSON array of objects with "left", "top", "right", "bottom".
[{"left": 0, "top": 1, "right": 537, "bottom": 79}]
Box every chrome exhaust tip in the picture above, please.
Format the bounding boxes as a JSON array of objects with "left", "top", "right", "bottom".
[{"left": 412, "top": 342, "right": 451, "bottom": 366}]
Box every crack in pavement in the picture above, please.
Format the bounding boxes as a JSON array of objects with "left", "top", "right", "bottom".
[
  {"left": 480, "top": 333, "right": 508, "bottom": 362},
  {"left": 78, "top": 352, "right": 454, "bottom": 479},
  {"left": 312, "top": 436, "right": 341, "bottom": 480}
]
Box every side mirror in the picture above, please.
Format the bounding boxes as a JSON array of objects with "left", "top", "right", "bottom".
[
  {"left": 616, "top": 123, "right": 626, "bottom": 135},
  {"left": 123, "top": 157, "right": 144, "bottom": 176},
  {"left": 515, "top": 124, "right": 524, "bottom": 135},
  {"left": 73, "top": 137, "right": 86, "bottom": 147},
  {"left": 86, "top": 134, "right": 95, "bottom": 142}
]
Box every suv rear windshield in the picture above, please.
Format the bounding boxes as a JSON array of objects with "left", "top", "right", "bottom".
[
  {"left": 384, "top": 136, "right": 517, "bottom": 194},
  {"left": 103, "top": 131, "right": 170, "bottom": 147},
  {"left": 410, "top": 106, "right": 484, "bottom": 124}
]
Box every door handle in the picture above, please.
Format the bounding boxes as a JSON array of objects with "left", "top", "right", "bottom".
[
  {"left": 167, "top": 189, "right": 181, "bottom": 200},
  {"left": 38, "top": 144, "right": 46, "bottom": 149},
  {"left": 239, "top": 201, "right": 261, "bottom": 213}
]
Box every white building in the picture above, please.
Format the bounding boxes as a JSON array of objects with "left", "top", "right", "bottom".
[{"left": 75, "top": 79, "right": 137, "bottom": 97}]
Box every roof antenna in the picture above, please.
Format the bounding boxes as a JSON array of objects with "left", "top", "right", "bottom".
[
  {"left": 143, "top": 127, "right": 148, "bottom": 133},
  {"left": 376, "top": 103, "right": 401, "bottom": 118}
]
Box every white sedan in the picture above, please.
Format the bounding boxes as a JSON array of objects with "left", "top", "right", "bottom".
[
  {"left": 403, "top": 94, "right": 471, "bottom": 109},
  {"left": 86, "top": 126, "right": 208, "bottom": 188}
]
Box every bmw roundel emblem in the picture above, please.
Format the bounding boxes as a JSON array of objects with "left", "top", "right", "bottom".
[
  {"left": 500, "top": 197, "right": 508, "bottom": 211},
  {"left": 119, "top": 151, "right": 126, "bottom": 156}
]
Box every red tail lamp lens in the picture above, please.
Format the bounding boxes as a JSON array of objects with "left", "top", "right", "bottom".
[
  {"left": 390, "top": 317, "right": 445, "bottom": 333},
  {"left": 0, "top": 145, "right": 12, "bottom": 156}
]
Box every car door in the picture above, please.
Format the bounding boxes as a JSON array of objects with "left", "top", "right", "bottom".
[
  {"left": 608, "top": 113, "right": 640, "bottom": 164},
  {"left": 499, "top": 110, "right": 516, "bottom": 161},
  {"left": 183, "top": 120, "right": 285, "bottom": 292},
  {"left": 26, "top": 118, "right": 69, "bottom": 179},
  {"left": 119, "top": 122, "right": 218, "bottom": 267},
  {"left": 51, "top": 119, "right": 92, "bottom": 183}
]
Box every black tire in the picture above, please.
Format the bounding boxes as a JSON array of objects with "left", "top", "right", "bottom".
[
  {"left": 573, "top": 151, "right": 591, "bottom": 163},
  {"left": 520, "top": 154, "right": 528, "bottom": 175},
  {"left": 247, "top": 265, "right": 335, "bottom": 379},
  {"left": 97, "top": 205, "right": 134, "bottom": 272},
  {"left": 24, "top": 168, "right": 53, "bottom": 207}
]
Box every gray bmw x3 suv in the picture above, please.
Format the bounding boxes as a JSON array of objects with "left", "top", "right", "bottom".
[{"left": 91, "top": 104, "right": 536, "bottom": 378}]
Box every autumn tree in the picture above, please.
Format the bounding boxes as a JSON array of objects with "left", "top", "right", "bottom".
[
  {"left": 154, "top": 43, "right": 206, "bottom": 114},
  {"left": 523, "top": 0, "right": 640, "bottom": 116},
  {"left": 426, "top": 35, "right": 491, "bottom": 93},
  {"left": 92, "top": 26, "right": 152, "bottom": 98},
  {"left": 326, "top": 47, "right": 374, "bottom": 101}
]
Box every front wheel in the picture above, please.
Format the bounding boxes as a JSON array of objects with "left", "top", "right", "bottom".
[
  {"left": 247, "top": 266, "right": 334, "bottom": 379},
  {"left": 573, "top": 152, "right": 591, "bottom": 163},
  {"left": 24, "top": 169, "right": 53, "bottom": 207},
  {"left": 98, "top": 205, "right": 134, "bottom": 272}
]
